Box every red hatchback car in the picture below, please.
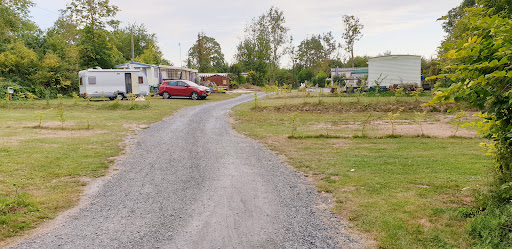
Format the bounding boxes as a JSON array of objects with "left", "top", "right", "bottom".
[{"left": 159, "top": 80, "right": 210, "bottom": 100}]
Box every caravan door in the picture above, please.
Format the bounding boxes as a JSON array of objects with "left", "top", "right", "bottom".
[{"left": 125, "top": 73, "right": 132, "bottom": 94}]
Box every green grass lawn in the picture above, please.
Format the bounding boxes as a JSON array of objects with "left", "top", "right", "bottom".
[
  {"left": 0, "top": 93, "right": 239, "bottom": 242},
  {"left": 233, "top": 93, "right": 491, "bottom": 248}
]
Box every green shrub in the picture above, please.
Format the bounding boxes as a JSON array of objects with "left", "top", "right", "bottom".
[
  {"left": 317, "top": 71, "right": 328, "bottom": 88},
  {"left": 468, "top": 203, "right": 512, "bottom": 248},
  {"left": 230, "top": 81, "right": 239, "bottom": 89},
  {"left": 238, "top": 75, "right": 247, "bottom": 84}
]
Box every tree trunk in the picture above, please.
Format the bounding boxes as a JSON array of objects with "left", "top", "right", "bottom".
[{"left": 351, "top": 49, "right": 354, "bottom": 68}]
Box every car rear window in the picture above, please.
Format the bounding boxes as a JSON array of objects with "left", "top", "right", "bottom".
[{"left": 166, "top": 81, "right": 178, "bottom": 86}]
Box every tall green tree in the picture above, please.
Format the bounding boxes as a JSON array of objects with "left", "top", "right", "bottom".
[
  {"left": 0, "top": 0, "right": 36, "bottom": 50},
  {"left": 135, "top": 43, "right": 169, "bottom": 65},
  {"left": 296, "top": 32, "right": 337, "bottom": 73},
  {"left": 64, "top": 0, "right": 123, "bottom": 69},
  {"left": 266, "top": 7, "right": 289, "bottom": 84},
  {"left": 342, "top": 15, "right": 364, "bottom": 68},
  {"left": 111, "top": 23, "right": 163, "bottom": 62},
  {"left": 66, "top": 0, "right": 119, "bottom": 29},
  {"left": 187, "top": 32, "right": 226, "bottom": 72},
  {"left": 235, "top": 7, "right": 289, "bottom": 85}
]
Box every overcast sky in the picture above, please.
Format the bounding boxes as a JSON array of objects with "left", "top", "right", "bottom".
[{"left": 29, "top": 0, "right": 460, "bottom": 67}]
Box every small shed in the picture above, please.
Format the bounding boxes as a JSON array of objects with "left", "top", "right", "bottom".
[
  {"left": 204, "top": 75, "right": 230, "bottom": 90},
  {"left": 368, "top": 55, "right": 421, "bottom": 87}
]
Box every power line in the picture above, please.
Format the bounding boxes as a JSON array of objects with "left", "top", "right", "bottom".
[{"left": 34, "top": 5, "right": 60, "bottom": 16}]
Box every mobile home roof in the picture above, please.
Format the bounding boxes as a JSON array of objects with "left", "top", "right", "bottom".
[{"left": 82, "top": 69, "right": 140, "bottom": 73}]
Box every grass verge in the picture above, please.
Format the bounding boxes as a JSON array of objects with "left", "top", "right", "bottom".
[
  {"left": 232, "top": 94, "right": 490, "bottom": 248},
  {"left": 0, "top": 93, "right": 239, "bottom": 241}
]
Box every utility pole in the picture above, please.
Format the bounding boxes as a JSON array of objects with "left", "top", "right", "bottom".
[{"left": 131, "top": 26, "right": 135, "bottom": 61}]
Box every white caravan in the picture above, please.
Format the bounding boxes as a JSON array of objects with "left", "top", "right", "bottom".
[{"left": 79, "top": 68, "right": 149, "bottom": 99}]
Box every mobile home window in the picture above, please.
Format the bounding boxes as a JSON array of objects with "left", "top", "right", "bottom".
[
  {"left": 88, "top": 76, "right": 96, "bottom": 85},
  {"left": 138, "top": 77, "right": 144, "bottom": 84}
]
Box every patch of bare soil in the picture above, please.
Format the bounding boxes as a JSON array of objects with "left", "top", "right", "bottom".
[
  {"left": 123, "top": 124, "right": 149, "bottom": 131},
  {"left": 6, "top": 128, "right": 107, "bottom": 145},
  {"left": 310, "top": 119, "right": 477, "bottom": 138}
]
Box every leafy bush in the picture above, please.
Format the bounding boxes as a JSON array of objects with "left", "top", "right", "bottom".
[
  {"left": 468, "top": 203, "right": 512, "bottom": 248},
  {"left": 230, "top": 80, "right": 239, "bottom": 89},
  {"left": 297, "top": 68, "right": 314, "bottom": 83},
  {"left": 238, "top": 75, "right": 247, "bottom": 84},
  {"left": 428, "top": 8, "right": 512, "bottom": 247},
  {"left": 317, "top": 71, "right": 328, "bottom": 88},
  {"left": 0, "top": 78, "right": 33, "bottom": 100}
]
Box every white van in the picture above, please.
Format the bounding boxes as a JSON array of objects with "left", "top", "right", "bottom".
[{"left": 79, "top": 68, "right": 149, "bottom": 100}]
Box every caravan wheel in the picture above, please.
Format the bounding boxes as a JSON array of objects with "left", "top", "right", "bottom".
[{"left": 117, "top": 94, "right": 124, "bottom": 100}]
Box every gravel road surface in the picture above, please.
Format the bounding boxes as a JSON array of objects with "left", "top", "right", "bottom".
[{"left": 13, "top": 94, "right": 364, "bottom": 249}]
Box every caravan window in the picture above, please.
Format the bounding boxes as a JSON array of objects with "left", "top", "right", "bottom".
[
  {"left": 138, "top": 77, "right": 144, "bottom": 84},
  {"left": 79, "top": 77, "right": 83, "bottom": 86},
  {"left": 88, "top": 76, "right": 96, "bottom": 85},
  {"left": 154, "top": 69, "right": 158, "bottom": 78}
]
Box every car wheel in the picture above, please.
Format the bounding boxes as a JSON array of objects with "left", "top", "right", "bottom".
[
  {"left": 191, "top": 92, "right": 199, "bottom": 100},
  {"left": 117, "top": 94, "right": 124, "bottom": 100},
  {"left": 163, "top": 92, "right": 171, "bottom": 99}
]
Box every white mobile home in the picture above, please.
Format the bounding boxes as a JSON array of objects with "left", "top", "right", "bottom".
[
  {"left": 79, "top": 68, "right": 149, "bottom": 99},
  {"left": 115, "top": 61, "right": 161, "bottom": 88},
  {"left": 368, "top": 55, "right": 421, "bottom": 87}
]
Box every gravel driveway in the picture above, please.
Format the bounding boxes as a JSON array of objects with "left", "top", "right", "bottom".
[{"left": 13, "top": 94, "right": 364, "bottom": 249}]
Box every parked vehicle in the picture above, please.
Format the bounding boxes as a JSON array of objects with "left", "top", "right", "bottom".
[
  {"left": 79, "top": 68, "right": 149, "bottom": 100},
  {"left": 159, "top": 80, "right": 210, "bottom": 100}
]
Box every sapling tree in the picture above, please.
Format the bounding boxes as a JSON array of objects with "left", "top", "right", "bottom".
[
  {"left": 414, "top": 111, "right": 427, "bottom": 137},
  {"left": 57, "top": 94, "right": 63, "bottom": 105},
  {"left": 253, "top": 92, "right": 258, "bottom": 108},
  {"left": 72, "top": 92, "right": 80, "bottom": 105},
  {"left": 387, "top": 107, "right": 404, "bottom": 136},
  {"left": 360, "top": 113, "right": 372, "bottom": 137},
  {"left": 56, "top": 106, "right": 66, "bottom": 129},
  {"left": 373, "top": 73, "right": 387, "bottom": 98},
  {"left": 44, "top": 88, "right": 51, "bottom": 105},
  {"left": 412, "top": 88, "right": 423, "bottom": 102},
  {"left": 394, "top": 87, "right": 405, "bottom": 102},
  {"left": 290, "top": 110, "right": 300, "bottom": 137},
  {"left": 34, "top": 108, "right": 53, "bottom": 128},
  {"left": 452, "top": 110, "right": 467, "bottom": 137}
]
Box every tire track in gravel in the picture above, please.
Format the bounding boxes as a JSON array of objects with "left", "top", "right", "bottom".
[{"left": 12, "top": 93, "right": 366, "bottom": 249}]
